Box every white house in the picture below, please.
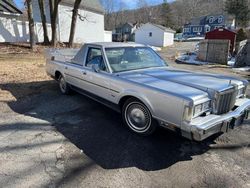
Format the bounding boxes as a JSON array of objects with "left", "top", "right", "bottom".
[
  {"left": 135, "top": 23, "right": 176, "bottom": 47},
  {"left": 32, "top": 0, "right": 112, "bottom": 43},
  {"left": 0, "top": 0, "right": 111, "bottom": 43},
  {"left": 0, "top": 0, "right": 29, "bottom": 43}
]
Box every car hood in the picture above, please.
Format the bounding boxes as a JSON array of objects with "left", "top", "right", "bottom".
[{"left": 118, "top": 67, "right": 245, "bottom": 101}]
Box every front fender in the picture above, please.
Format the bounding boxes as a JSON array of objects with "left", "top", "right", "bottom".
[{"left": 117, "top": 89, "right": 156, "bottom": 116}]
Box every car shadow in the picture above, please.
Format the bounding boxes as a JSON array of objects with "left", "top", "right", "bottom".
[{"left": 0, "top": 80, "right": 217, "bottom": 171}]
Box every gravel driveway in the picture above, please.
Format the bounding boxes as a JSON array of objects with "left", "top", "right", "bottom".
[{"left": 0, "top": 42, "right": 249, "bottom": 188}]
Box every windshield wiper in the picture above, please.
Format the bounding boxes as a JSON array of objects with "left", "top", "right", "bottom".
[{"left": 115, "top": 66, "right": 166, "bottom": 73}]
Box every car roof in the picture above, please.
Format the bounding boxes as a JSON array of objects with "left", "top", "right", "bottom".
[{"left": 85, "top": 42, "right": 146, "bottom": 48}]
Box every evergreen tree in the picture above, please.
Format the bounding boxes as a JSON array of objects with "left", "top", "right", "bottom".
[
  {"left": 237, "top": 28, "right": 248, "bottom": 42},
  {"left": 161, "top": 0, "right": 172, "bottom": 27},
  {"left": 225, "top": 0, "right": 250, "bottom": 28}
]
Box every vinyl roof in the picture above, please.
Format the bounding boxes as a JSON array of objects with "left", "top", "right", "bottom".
[
  {"left": 61, "top": 0, "right": 104, "bottom": 14},
  {"left": 85, "top": 42, "right": 146, "bottom": 48},
  {"left": 0, "top": 0, "right": 22, "bottom": 15}
]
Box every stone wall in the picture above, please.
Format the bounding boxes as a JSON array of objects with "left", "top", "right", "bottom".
[{"left": 235, "top": 40, "right": 250, "bottom": 67}]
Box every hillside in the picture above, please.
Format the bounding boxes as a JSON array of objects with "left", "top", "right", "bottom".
[{"left": 104, "top": 0, "right": 228, "bottom": 31}]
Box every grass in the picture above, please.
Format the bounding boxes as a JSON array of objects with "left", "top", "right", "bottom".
[{"left": 0, "top": 52, "right": 51, "bottom": 102}]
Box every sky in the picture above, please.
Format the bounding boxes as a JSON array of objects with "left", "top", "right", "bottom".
[
  {"left": 14, "top": 0, "right": 24, "bottom": 9},
  {"left": 14, "top": 0, "right": 174, "bottom": 10},
  {"left": 119, "top": 0, "right": 171, "bottom": 9}
]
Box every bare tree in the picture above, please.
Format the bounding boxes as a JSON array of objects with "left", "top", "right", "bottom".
[
  {"left": 68, "top": 0, "right": 82, "bottom": 48},
  {"left": 103, "top": 0, "right": 227, "bottom": 31},
  {"left": 102, "top": 0, "right": 115, "bottom": 29},
  {"left": 136, "top": 0, "right": 149, "bottom": 23},
  {"left": 38, "top": 0, "right": 49, "bottom": 44},
  {"left": 49, "top": 0, "right": 54, "bottom": 23},
  {"left": 50, "top": 0, "right": 61, "bottom": 47},
  {"left": 26, "top": 0, "right": 35, "bottom": 50},
  {"left": 117, "top": 1, "right": 127, "bottom": 25}
]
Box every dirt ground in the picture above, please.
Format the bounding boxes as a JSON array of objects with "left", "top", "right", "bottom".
[{"left": 0, "top": 42, "right": 250, "bottom": 188}]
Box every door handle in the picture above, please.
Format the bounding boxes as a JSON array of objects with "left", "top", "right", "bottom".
[
  {"left": 82, "top": 71, "right": 87, "bottom": 75},
  {"left": 65, "top": 66, "right": 68, "bottom": 70}
]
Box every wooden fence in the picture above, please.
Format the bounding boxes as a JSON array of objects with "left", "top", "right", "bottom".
[{"left": 197, "top": 39, "right": 230, "bottom": 65}]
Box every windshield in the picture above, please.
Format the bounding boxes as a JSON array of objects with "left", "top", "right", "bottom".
[{"left": 105, "top": 47, "right": 167, "bottom": 73}]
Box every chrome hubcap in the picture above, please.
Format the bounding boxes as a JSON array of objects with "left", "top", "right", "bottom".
[{"left": 125, "top": 103, "right": 151, "bottom": 131}]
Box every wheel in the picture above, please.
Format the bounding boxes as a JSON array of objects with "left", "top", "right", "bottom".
[
  {"left": 58, "top": 75, "right": 71, "bottom": 95},
  {"left": 122, "top": 98, "right": 157, "bottom": 135}
]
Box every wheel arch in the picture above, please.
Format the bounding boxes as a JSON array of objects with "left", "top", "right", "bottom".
[
  {"left": 55, "top": 70, "right": 62, "bottom": 80},
  {"left": 118, "top": 92, "right": 155, "bottom": 117}
]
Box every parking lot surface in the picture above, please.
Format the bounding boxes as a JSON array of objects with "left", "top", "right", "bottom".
[{"left": 0, "top": 42, "right": 249, "bottom": 188}]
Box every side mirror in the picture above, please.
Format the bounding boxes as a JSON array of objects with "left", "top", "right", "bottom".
[{"left": 92, "top": 64, "right": 100, "bottom": 73}]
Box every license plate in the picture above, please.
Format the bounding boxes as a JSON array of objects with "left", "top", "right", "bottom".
[
  {"left": 228, "top": 110, "right": 249, "bottom": 129},
  {"left": 229, "top": 112, "right": 247, "bottom": 129},
  {"left": 244, "top": 109, "right": 250, "bottom": 120},
  {"left": 234, "top": 115, "right": 244, "bottom": 127}
]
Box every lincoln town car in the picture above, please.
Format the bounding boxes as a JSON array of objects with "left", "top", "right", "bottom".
[{"left": 45, "top": 42, "right": 250, "bottom": 141}]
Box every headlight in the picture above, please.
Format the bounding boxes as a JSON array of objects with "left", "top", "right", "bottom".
[
  {"left": 194, "top": 104, "right": 202, "bottom": 115},
  {"left": 193, "top": 101, "right": 211, "bottom": 116},
  {"left": 203, "top": 101, "right": 210, "bottom": 110},
  {"left": 237, "top": 87, "right": 245, "bottom": 97}
]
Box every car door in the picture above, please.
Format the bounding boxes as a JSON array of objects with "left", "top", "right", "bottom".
[
  {"left": 82, "top": 46, "right": 113, "bottom": 101},
  {"left": 64, "top": 60, "right": 86, "bottom": 90}
]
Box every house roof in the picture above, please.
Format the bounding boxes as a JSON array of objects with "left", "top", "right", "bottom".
[
  {"left": 206, "top": 28, "right": 237, "bottom": 34},
  {"left": 116, "top": 22, "right": 139, "bottom": 29},
  {"left": 126, "top": 22, "right": 134, "bottom": 27},
  {"left": 151, "top": 23, "right": 176, "bottom": 33},
  {"left": 61, "top": 0, "right": 104, "bottom": 14},
  {"left": 190, "top": 16, "right": 206, "bottom": 25},
  {"left": 189, "top": 14, "right": 229, "bottom": 25},
  {"left": 0, "top": 0, "right": 22, "bottom": 15}
]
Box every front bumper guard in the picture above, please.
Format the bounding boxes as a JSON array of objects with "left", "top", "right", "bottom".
[{"left": 188, "top": 98, "right": 250, "bottom": 141}]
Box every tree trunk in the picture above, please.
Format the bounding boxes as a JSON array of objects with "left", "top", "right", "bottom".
[
  {"left": 50, "top": 0, "right": 61, "bottom": 47},
  {"left": 27, "top": 0, "right": 35, "bottom": 50},
  {"left": 38, "top": 0, "right": 49, "bottom": 44},
  {"left": 68, "top": 0, "right": 82, "bottom": 48},
  {"left": 235, "top": 15, "right": 239, "bottom": 29},
  {"left": 49, "top": 0, "right": 54, "bottom": 24}
]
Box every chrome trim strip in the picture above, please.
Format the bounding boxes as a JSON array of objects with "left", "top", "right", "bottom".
[{"left": 65, "top": 73, "right": 120, "bottom": 93}]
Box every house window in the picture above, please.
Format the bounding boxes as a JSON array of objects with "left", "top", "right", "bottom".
[
  {"left": 214, "top": 26, "right": 222, "bottom": 29},
  {"left": 218, "top": 16, "right": 223, "bottom": 23},
  {"left": 209, "top": 16, "right": 214, "bottom": 23},
  {"left": 184, "top": 28, "right": 190, "bottom": 33},
  {"left": 193, "top": 27, "right": 202, "bottom": 32},
  {"left": 205, "top": 26, "right": 210, "bottom": 32},
  {"left": 149, "top": 32, "right": 152, "bottom": 37}
]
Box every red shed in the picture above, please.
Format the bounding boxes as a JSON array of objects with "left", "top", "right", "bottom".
[{"left": 205, "top": 28, "right": 237, "bottom": 54}]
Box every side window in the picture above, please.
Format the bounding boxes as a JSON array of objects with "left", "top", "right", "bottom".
[{"left": 86, "top": 48, "right": 106, "bottom": 71}]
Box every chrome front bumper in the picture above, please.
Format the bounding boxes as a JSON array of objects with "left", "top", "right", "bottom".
[{"left": 185, "top": 98, "right": 250, "bottom": 141}]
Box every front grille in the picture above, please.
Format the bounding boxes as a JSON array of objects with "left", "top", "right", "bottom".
[{"left": 215, "top": 88, "right": 237, "bottom": 115}]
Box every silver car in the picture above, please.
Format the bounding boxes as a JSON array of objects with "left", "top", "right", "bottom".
[{"left": 46, "top": 42, "right": 250, "bottom": 141}]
